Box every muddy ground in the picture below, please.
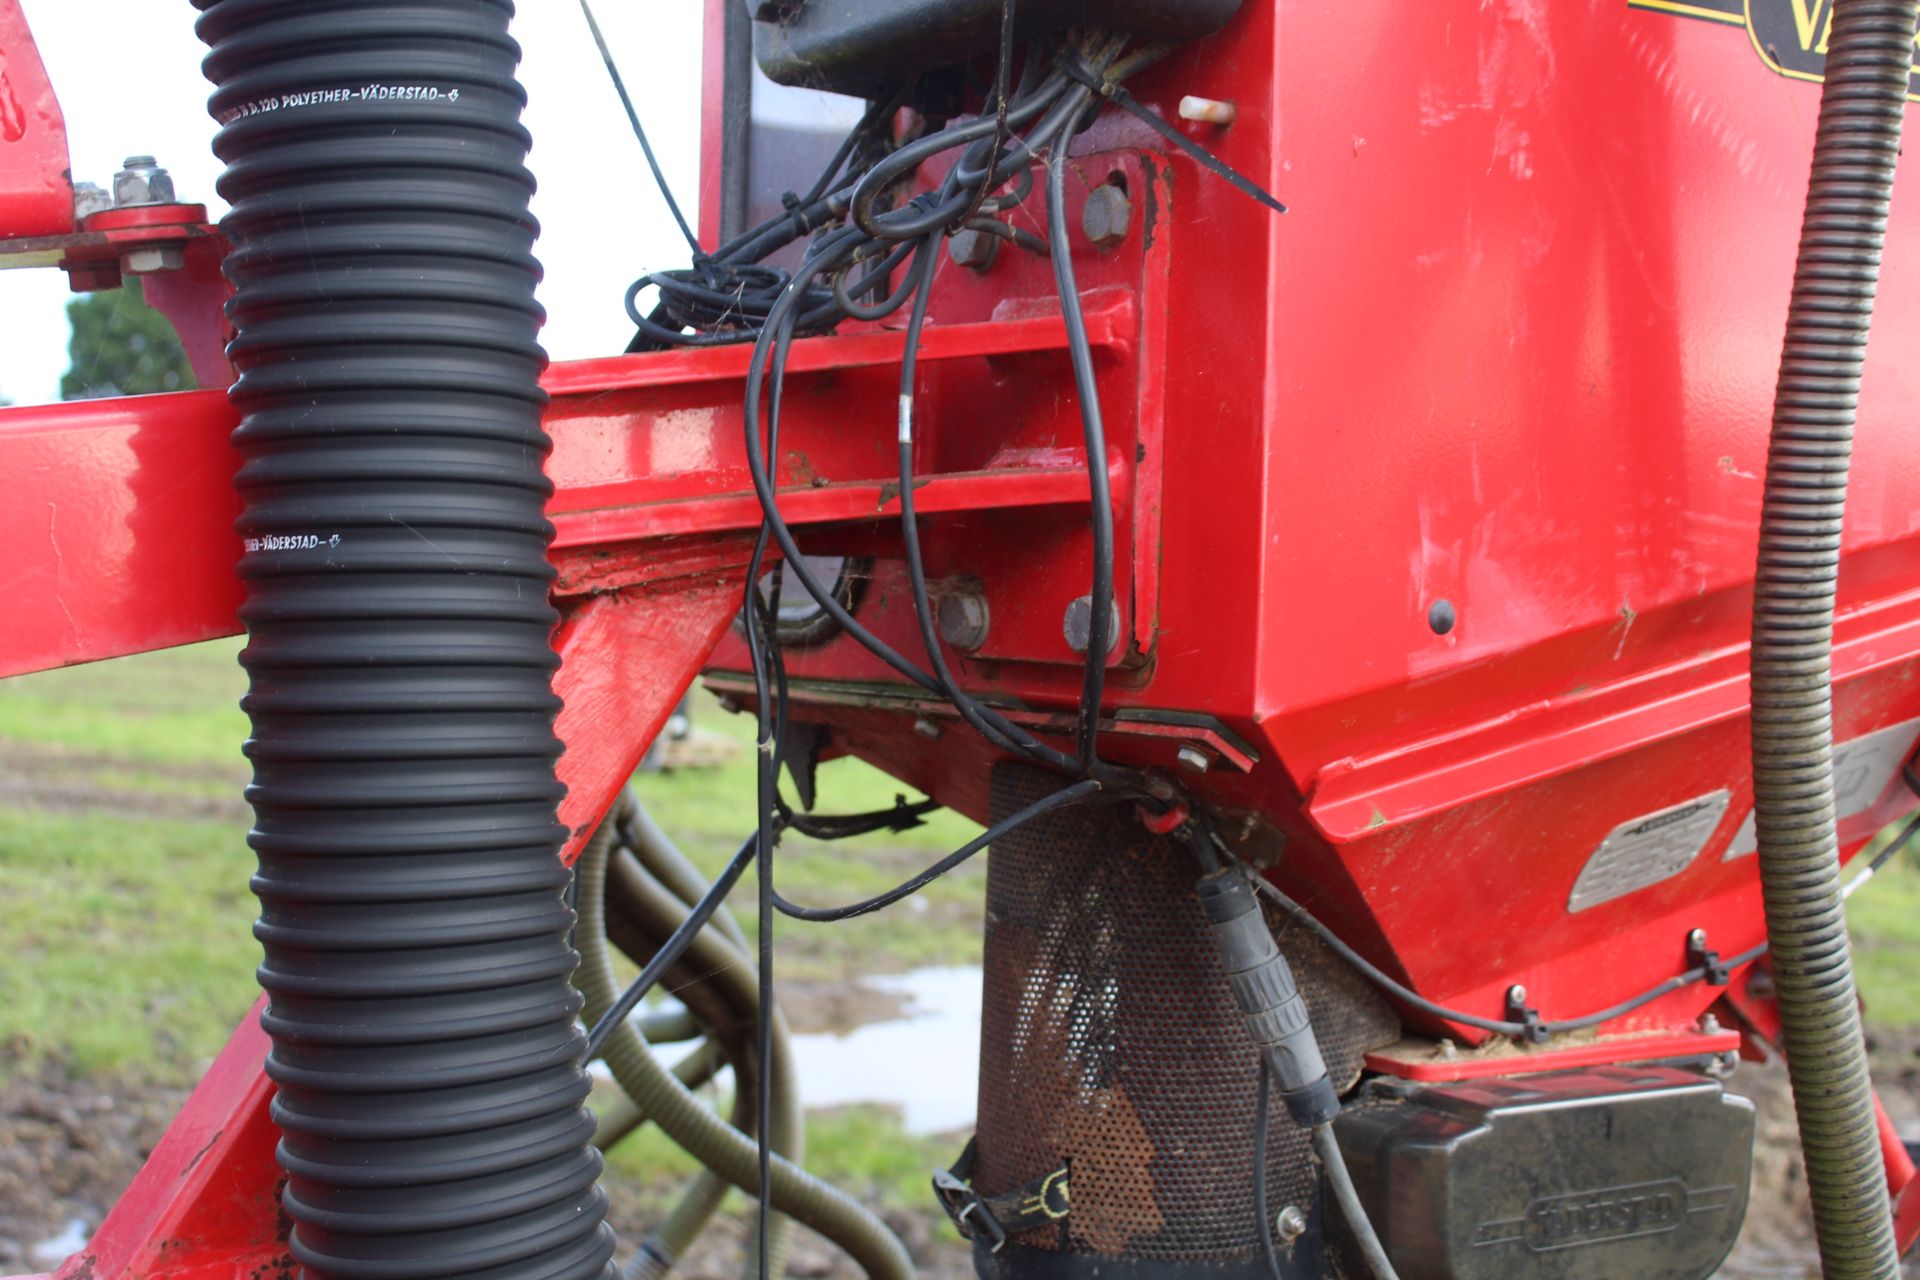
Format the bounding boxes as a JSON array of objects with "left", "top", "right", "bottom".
[{"left": 5, "top": 1029, "right": 1918, "bottom": 1278}]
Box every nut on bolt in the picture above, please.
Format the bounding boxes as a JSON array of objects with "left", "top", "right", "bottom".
[
  {"left": 947, "top": 226, "right": 999, "bottom": 273},
  {"left": 112, "top": 155, "right": 176, "bottom": 208},
  {"left": 937, "top": 590, "right": 991, "bottom": 651},
  {"left": 1275, "top": 1206, "right": 1307, "bottom": 1244},
  {"left": 1081, "top": 182, "right": 1131, "bottom": 249},
  {"left": 1176, "top": 745, "right": 1211, "bottom": 774},
  {"left": 121, "top": 247, "right": 185, "bottom": 276}
]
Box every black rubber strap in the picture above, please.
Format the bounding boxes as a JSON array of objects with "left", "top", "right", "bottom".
[
  {"left": 1055, "top": 53, "right": 1287, "bottom": 215},
  {"left": 932, "top": 1138, "right": 1071, "bottom": 1252}
]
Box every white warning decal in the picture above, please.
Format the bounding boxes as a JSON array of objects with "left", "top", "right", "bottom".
[{"left": 1569, "top": 791, "right": 1731, "bottom": 913}]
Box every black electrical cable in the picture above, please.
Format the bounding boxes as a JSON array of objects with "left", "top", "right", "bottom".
[
  {"left": 1252, "top": 1061, "right": 1285, "bottom": 1280},
  {"left": 952, "top": 0, "right": 1018, "bottom": 230},
  {"left": 774, "top": 777, "right": 1105, "bottom": 922},
  {"left": 583, "top": 832, "right": 762, "bottom": 1061},
  {"left": 578, "top": 0, "right": 703, "bottom": 261},
  {"left": 1236, "top": 857, "right": 1770, "bottom": 1039},
  {"left": 894, "top": 232, "right": 1082, "bottom": 772},
  {"left": 1313, "top": 1125, "right": 1399, "bottom": 1280},
  {"left": 1844, "top": 801, "right": 1920, "bottom": 898},
  {"left": 1045, "top": 95, "right": 1117, "bottom": 768}
]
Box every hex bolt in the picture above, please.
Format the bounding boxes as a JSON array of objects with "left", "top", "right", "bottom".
[
  {"left": 1081, "top": 182, "right": 1131, "bottom": 249},
  {"left": 937, "top": 591, "right": 991, "bottom": 651},
  {"left": 1436, "top": 1038, "right": 1459, "bottom": 1061},
  {"left": 72, "top": 182, "right": 112, "bottom": 222},
  {"left": 947, "top": 226, "right": 999, "bottom": 273},
  {"left": 112, "top": 155, "right": 175, "bottom": 208},
  {"left": 121, "top": 247, "right": 185, "bottom": 276},
  {"left": 1063, "top": 595, "right": 1123, "bottom": 654},
  {"left": 1275, "top": 1206, "right": 1307, "bottom": 1244},
  {"left": 913, "top": 717, "right": 943, "bottom": 741},
  {"left": 1177, "top": 745, "right": 1211, "bottom": 774},
  {"left": 1700, "top": 1013, "right": 1723, "bottom": 1036},
  {"left": 1507, "top": 984, "right": 1527, "bottom": 1006}
]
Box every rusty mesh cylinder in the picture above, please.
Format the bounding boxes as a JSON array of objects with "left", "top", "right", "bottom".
[
  {"left": 973, "top": 765, "right": 1395, "bottom": 1279},
  {"left": 194, "top": 3, "right": 617, "bottom": 1279}
]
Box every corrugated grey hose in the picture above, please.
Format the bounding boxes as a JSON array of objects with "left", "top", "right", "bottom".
[{"left": 1749, "top": 1, "right": 1918, "bottom": 1276}]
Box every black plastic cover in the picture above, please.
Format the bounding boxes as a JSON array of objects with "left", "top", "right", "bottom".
[
  {"left": 1332, "top": 1066, "right": 1754, "bottom": 1280},
  {"left": 753, "top": 0, "right": 1244, "bottom": 94}
]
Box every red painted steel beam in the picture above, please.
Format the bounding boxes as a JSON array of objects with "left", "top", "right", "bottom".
[
  {"left": 1, "top": 304, "right": 1124, "bottom": 681},
  {"left": 0, "top": 0, "right": 73, "bottom": 239}
]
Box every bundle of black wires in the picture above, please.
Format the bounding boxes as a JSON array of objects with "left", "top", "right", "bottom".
[{"left": 579, "top": 7, "right": 1209, "bottom": 1275}]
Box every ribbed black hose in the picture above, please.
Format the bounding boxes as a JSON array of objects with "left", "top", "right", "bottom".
[
  {"left": 1750, "top": 2, "right": 1916, "bottom": 1276},
  {"left": 194, "top": 4, "right": 617, "bottom": 1280}
]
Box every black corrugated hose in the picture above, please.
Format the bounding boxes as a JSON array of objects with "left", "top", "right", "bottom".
[
  {"left": 1750, "top": 1, "right": 1917, "bottom": 1276},
  {"left": 195, "top": 4, "right": 618, "bottom": 1280}
]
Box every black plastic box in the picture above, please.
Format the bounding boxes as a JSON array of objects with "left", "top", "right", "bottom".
[{"left": 753, "top": 0, "right": 1244, "bottom": 95}]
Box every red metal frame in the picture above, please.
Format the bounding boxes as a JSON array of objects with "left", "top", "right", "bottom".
[{"left": 4, "top": 0, "right": 1920, "bottom": 1275}]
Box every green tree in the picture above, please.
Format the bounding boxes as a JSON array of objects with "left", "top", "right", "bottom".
[{"left": 61, "top": 285, "right": 195, "bottom": 400}]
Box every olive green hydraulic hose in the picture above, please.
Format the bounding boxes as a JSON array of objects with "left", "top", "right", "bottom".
[
  {"left": 1748, "top": 2, "right": 1918, "bottom": 1276},
  {"left": 574, "top": 806, "right": 915, "bottom": 1280}
]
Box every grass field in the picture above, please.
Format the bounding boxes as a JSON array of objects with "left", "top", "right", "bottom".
[{"left": 0, "top": 638, "right": 987, "bottom": 1077}]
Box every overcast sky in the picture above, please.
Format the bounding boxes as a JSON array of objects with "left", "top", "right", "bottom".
[{"left": 0, "top": 0, "right": 706, "bottom": 404}]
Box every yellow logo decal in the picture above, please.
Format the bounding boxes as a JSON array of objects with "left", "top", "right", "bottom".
[{"left": 1627, "top": 0, "right": 1920, "bottom": 100}]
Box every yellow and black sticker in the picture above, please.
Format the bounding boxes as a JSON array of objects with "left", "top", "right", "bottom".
[{"left": 1628, "top": 0, "right": 1920, "bottom": 100}]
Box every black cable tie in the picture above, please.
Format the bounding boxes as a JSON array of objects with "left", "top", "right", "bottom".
[
  {"left": 1688, "top": 930, "right": 1731, "bottom": 987},
  {"left": 1053, "top": 52, "right": 1287, "bottom": 216},
  {"left": 1506, "top": 987, "right": 1549, "bottom": 1045}
]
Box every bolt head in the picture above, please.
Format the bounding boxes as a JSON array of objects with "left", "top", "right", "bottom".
[
  {"left": 1699, "top": 1013, "right": 1722, "bottom": 1036},
  {"left": 1062, "top": 595, "right": 1123, "bottom": 655},
  {"left": 947, "top": 227, "right": 999, "bottom": 272},
  {"left": 121, "top": 247, "right": 184, "bottom": 276},
  {"left": 1176, "top": 745, "right": 1211, "bottom": 774},
  {"left": 1275, "top": 1205, "right": 1307, "bottom": 1243},
  {"left": 913, "top": 717, "right": 943, "bottom": 741},
  {"left": 1081, "top": 183, "right": 1131, "bottom": 249},
  {"left": 1507, "top": 984, "right": 1527, "bottom": 1005},
  {"left": 937, "top": 591, "right": 991, "bottom": 651},
  {"left": 1688, "top": 928, "right": 1707, "bottom": 949}
]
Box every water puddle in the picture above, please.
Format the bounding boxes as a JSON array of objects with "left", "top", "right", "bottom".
[
  {"left": 597, "top": 966, "right": 984, "bottom": 1136},
  {"left": 787, "top": 966, "right": 981, "bottom": 1135}
]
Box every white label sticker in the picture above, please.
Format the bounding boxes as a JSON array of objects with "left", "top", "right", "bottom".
[
  {"left": 1724, "top": 716, "right": 1920, "bottom": 859},
  {"left": 1569, "top": 790, "right": 1731, "bottom": 913},
  {"left": 244, "top": 533, "right": 341, "bottom": 554},
  {"left": 219, "top": 85, "right": 461, "bottom": 125}
]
